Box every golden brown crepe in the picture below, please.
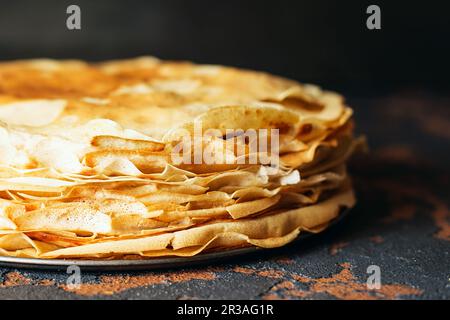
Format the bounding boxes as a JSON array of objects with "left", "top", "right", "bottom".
[{"left": 0, "top": 57, "right": 364, "bottom": 259}]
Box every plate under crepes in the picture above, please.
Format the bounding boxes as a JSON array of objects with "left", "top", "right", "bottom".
[
  {"left": 0, "top": 246, "right": 261, "bottom": 271},
  {"left": 0, "top": 209, "right": 350, "bottom": 271}
]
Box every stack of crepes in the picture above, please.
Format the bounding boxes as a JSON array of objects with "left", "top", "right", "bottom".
[{"left": 0, "top": 57, "right": 364, "bottom": 259}]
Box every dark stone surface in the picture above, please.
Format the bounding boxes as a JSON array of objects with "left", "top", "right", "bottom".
[
  {"left": 1, "top": 0, "right": 449, "bottom": 92},
  {"left": 0, "top": 91, "right": 448, "bottom": 300}
]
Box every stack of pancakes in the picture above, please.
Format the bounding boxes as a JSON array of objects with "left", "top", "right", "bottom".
[{"left": 0, "top": 57, "right": 364, "bottom": 259}]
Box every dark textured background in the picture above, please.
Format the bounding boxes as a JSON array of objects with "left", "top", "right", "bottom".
[
  {"left": 0, "top": 0, "right": 449, "bottom": 93},
  {"left": 0, "top": 0, "right": 448, "bottom": 300}
]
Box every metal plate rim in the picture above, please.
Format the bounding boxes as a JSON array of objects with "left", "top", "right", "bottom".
[{"left": 0, "top": 245, "right": 262, "bottom": 271}]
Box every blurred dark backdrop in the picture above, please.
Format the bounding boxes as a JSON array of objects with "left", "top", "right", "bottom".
[{"left": 0, "top": 0, "right": 449, "bottom": 94}]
